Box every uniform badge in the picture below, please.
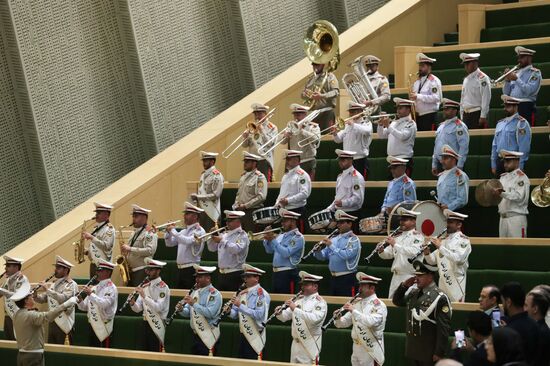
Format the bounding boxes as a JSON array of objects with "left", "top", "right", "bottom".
[
  {"left": 315, "top": 305, "right": 321, "bottom": 311},
  {"left": 16, "top": 282, "right": 21, "bottom": 289},
  {"left": 383, "top": 82, "right": 388, "bottom": 88},
  {"left": 518, "top": 181, "right": 524, "bottom": 187},
  {"left": 160, "top": 292, "right": 166, "bottom": 298},
  {"left": 256, "top": 300, "right": 263, "bottom": 307},
  {"left": 432, "top": 87, "right": 437, "bottom": 93},
  {"left": 146, "top": 235, "right": 152, "bottom": 242},
  {"left": 442, "top": 305, "right": 450, "bottom": 313},
  {"left": 457, "top": 130, "right": 463, "bottom": 136},
  {"left": 300, "top": 179, "right": 305, "bottom": 184},
  {"left": 414, "top": 239, "right": 420, "bottom": 244},
  {"left": 531, "top": 75, "right": 538, "bottom": 81},
  {"left": 258, "top": 181, "right": 264, "bottom": 188},
  {"left": 353, "top": 184, "right": 360, "bottom": 190},
  {"left": 460, "top": 243, "right": 467, "bottom": 248},
  {"left": 296, "top": 304, "right": 302, "bottom": 309},
  {"left": 481, "top": 81, "right": 487, "bottom": 87},
  {"left": 290, "top": 239, "right": 296, "bottom": 247},
  {"left": 198, "top": 180, "right": 202, "bottom": 188},
  {"left": 254, "top": 133, "right": 260, "bottom": 140},
  {"left": 242, "top": 299, "right": 246, "bottom": 305},
  {"left": 208, "top": 296, "right": 215, "bottom": 302},
  {"left": 518, "top": 128, "right": 526, "bottom": 135},
  {"left": 106, "top": 230, "right": 113, "bottom": 237},
  {"left": 405, "top": 190, "right": 411, "bottom": 196}
]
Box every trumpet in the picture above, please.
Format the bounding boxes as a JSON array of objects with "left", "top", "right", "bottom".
[
  {"left": 221, "top": 108, "right": 277, "bottom": 159},
  {"left": 301, "top": 228, "right": 339, "bottom": 261},
  {"left": 212, "top": 283, "right": 247, "bottom": 326},
  {"left": 165, "top": 283, "right": 197, "bottom": 326},
  {"left": 322, "top": 292, "right": 361, "bottom": 331},
  {"left": 407, "top": 228, "right": 448, "bottom": 264},
  {"left": 491, "top": 64, "right": 520, "bottom": 86},
  {"left": 298, "top": 118, "right": 345, "bottom": 148},
  {"left": 367, "top": 113, "right": 397, "bottom": 124},
  {"left": 194, "top": 226, "right": 227, "bottom": 243},
  {"left": 262, "top": 291, "right": 303, "bottom": 327},
  {"left": 247, "top": 227, "right": 281, "bottom": 240},
  {"left": 30, "top": 273, "right": 56, "bottom": 295},
  {"left": 119, "top": 276, "right": 150, "bottom": 312},
  {"left": 364, "top": 227, "right": 402, "bottom": 263},
  {"left": 153, "top": 220, "right": 182, "bottom": 233}
]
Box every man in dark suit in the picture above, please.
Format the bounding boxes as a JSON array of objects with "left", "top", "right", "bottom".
[
  {"left": 451, "top": 311, "right": 492, "bottom": 366},
  {"left": 525, "top": 287, "right": 550, "bottom": 366}
]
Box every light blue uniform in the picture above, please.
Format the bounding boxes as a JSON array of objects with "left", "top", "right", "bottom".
[
  {"left": 503, "top": 65, "right": 542, "bottom": 102},
  {"left": 381, "top": 174, "right": 417, "bottom": 213},
  {"left": 179, "top": 284, "right": 223, "bottom": 326},
  {"left": 491, "top": 113, "right": 531, "bottom": 170},
  {"left": 230, "top": 284, "right": 270, "bottom": 329},
  {"left": 432, "top": 117, "right": 470, "bottom": 169},
  {"left": 436, "top": 167, "right": 469, "bottom": 211},
  {"left": 314, "top": 231, "right": 361, "bottom": 273},
  {"left": 263, "top": 228, "right": 304, "bottom": 268}
]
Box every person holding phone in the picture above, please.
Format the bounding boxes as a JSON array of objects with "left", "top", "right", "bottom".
[{"left": 451, "top": 311, "right": 493, "bottom": 366}]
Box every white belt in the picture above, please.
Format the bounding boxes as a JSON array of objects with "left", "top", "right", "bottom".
[
  {"left": 177, "top": 263, "right": 196, "bottom": 269},
  {"left": 500, "top": 212, "right": 526, "bottom": 218},
  {"left": 219, "top": 268, "right": 242, "bottom": 274},
  {"left": 463, "top": 107, "right": 481, "bottom": 113},
  {"left": 331, "top": 271, "right": 353, "bottom": 277},
  {"left": 131, "top": 266, "right": 146, "bottom": 272},
  {"left": 273, "top": 267, "right": 293, "bottom": 273},
  {"left": 19, "top": 349, "right": 44, "bottom": 353}
]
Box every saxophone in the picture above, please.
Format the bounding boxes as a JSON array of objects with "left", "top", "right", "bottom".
[
  {"left": 72, "top": 218, "right": 94, "bottom": 264},
  {"left": 115, "top": 224, "right": 132, "bottom": 286}
]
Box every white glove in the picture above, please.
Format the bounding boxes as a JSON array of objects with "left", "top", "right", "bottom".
[{"left": 62, "top": 296, "right": 78, "bottom": 309}]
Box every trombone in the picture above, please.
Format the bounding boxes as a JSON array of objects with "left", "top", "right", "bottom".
[
  {"left": 297, "top": 118, "right": 346, "bottom": 148},
  {"left": 491, "top": 64, "right": 520, "bottom": 86},
  {"left": 221, "top": 108, "right": 277, "bottom": 159},
  {"left": 194, "top": 226, "right": 227, "bottom": 243},
  {"left": 247, "top": 227, "right": 281, "bottom": 240}
]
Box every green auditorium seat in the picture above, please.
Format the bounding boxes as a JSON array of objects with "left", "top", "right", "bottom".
[
  {"left": 485, "top": 4, "right": 550, "bottom": 29},
  {"left": 481, "top": 23, "right": 550, "bottom": 43}
]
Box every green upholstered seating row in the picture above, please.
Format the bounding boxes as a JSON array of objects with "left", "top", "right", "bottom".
[
  {"left": 481, "top": 22, "right": 550, "bottom": 43},
  {"left": 219, "top": 187, "right": 549, "bottom": 237},
  {"left": 485, "top": 4, "right": 550, "bottom": 29}
]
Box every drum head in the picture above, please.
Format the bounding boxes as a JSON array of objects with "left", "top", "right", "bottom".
[
  {"left": 252, "top": 207, "right": 280, "bottom": 225},
  {"left": 412, "top": 201, "right": 446, "bottom": 236},
  {"left": 387, "top": 201, "right": 417, "bottom": 235}
]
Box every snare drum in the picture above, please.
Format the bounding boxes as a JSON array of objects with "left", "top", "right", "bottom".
[
  {"left": 359, "top": 215, "right": 386, "bottom": 234},
  {"left": 252, "top": 206, "right": 281, "bottom": 225},
  {"left": 386, "top": 200, "right": 446, "bottom": 236},
  {"left": 307, "top": 210, "right": 336, "bottom": 232}
]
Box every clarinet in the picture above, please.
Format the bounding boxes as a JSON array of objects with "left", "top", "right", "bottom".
[
  {"left": 301, "top": 228, "right": 339, "bottom": 261},
  {"left": 262, "top": 291, "right": 303, "bottom": 327},
  {"left": 364, "top": 227, "right": 402, "bottom": 263},
  {"left": 165, "top": 283, "right": 197, "bottom": 326},
  {"left": 76, "top": 275, "right": 98, "bottom": 298},
  {"left": 118, "top": 276, "right": 150, "bottom": 312},
  {"left": 30, "top": 273, "right": 56, "bottom": 295},
  {"left": 407, "top": 228, "right": 448, "bottom": 264},
  {"left": 212, "top": 283, "right": 247, "bottom": 326},
  {"left": 321, "top": 293, "right": 361, "bottom": 331}
]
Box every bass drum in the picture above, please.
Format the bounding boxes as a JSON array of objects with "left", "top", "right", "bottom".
[{"left": 387, "top": 201, "right": 446, "bottom": 236}]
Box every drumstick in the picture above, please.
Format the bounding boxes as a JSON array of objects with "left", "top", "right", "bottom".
[{"left": 430, "top": 190, "right": 439, "bottom": 201}]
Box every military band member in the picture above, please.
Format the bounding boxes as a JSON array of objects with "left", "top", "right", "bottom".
[
  {"left": 436, "top": 145, "right": 469, "bottom": 211},
  {"left": 381, "top": 156, "right": 417, "bottom": 215},
  {"left": 493, "top": 150, "right": 530, "bottom": 238},
  {"left": 302, "top": 62, "right": 339, "bottom": 130},
  {"left": 33, "top": 256, "right": 78, "bottom": 344},
  {"left": 393, "top": 261, "right": 452, "bottom": 366},
  {"left": 491, "top": 96, "right": 531, "bottom": 176},
  {"left": 130, "top": 258, "right": 170, "bottom": 352},
  {"left": 314, "top": 210, "right": 361, "bottom": 296},
  {"left": 460, "top": 53, "right": 491, "bottom": 129},
  {"left": 164, "top": 202, "right": 206, "bottom": 289},
  {"left": 191, "top": 151, "right": 224, "bottom": 231},
  {"left": 327, "top": 149, "right": 365, "bottom": 230},
  {"left": 335, "top": 273, "right": 387, "bottom": 366},
  {"left": 424, "top": 210, "right": 471, "bottom": 302},
  {"left": 77, "top": 259, "right": 118, "bottom": 348},
  {"left": 378, "top": 208, "right": 425, "bottom": 297},
  {"left": 121, "top": 204, "right": 158, "bottom": 287},
  {"left": 276, "top": 271, "right": 327, "bottom": 364},
  {"left": 332, "top": 101, "right": 373, "bottom": 179},
  {"left": 432, "top": 99, "right": 469, "bottom": 176},
  {"left": 378, "top": 98, "right": 417, "bottom": 177},
  {"left": 281, "top": 104, "right": 320, "bottom": 178},
  {"left": 410, "top": 53, "right": 443, "bottom": 131},
  {"left": 83, "top": 202, "right": 115, "bottom": 277},
  {"left": 362, "top": 55, "right": 391, "bottom": 113},
  {"left": 177, "top": 264, "right": 222, "bottom": 356},
  {"left": 263, "top": 209, "right": 305, "bottom": 294},
  {"left": 503, "top": 46, "right": 542, "bottom": 123},
  {"left": 0, "top": 255, "right": 30, "bottom": 340},
  {"left": 276, "top": 149, "right": 311, "bottom": 231},
  {"left": 207, "top": 210, "right": 250, "bottom": 291},
  {"left": 12, "top": 282, "right": 78, "bottom": 366},
  {"left": 242, "top": 103, "right": 278, "bottom": 181},
  {"left": 229, "top": 264, "right": 271, "bottom": 360},
  {"left": 232, "top": 151, "right": 268, "bottom": 232}
]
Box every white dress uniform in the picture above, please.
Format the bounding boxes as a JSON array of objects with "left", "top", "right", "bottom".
[
  {"left": 233, "top": 168, "right": 268, "bottom": 210},
  {"left": 328, "top": 164, "right": 365, "bottom": 212},
  {"left": 195, "top": 165, "right": 224, "bottom": 220},
  {"left": 277, "top": 291, "right": 327, "bottom": 364},
  {"left": 378, "top": 116, "right": 417, "bottom": 159},
  {"left": 460, "top": 67, "right": 492, "bottom": 120},
  {"left": 333, "top": 117, "right": 373, "bottom": 159},
  {"left": 335, "top": 293, "right": 387, "bottom": 366},
  {"left": 87, "top": 221, "right": 116, "bottom": 263},
  {"left": 498, "top": 168, "right": 530, "bottom": 237},
  {"left": 77, "top": 277, "right": 118, "bottom": 335},
  {"left": 378, "top": 228, "right": 425, "bottom": 297},
  {"left": 276, "top": 165, "right": 311, "bottom": 210},
  {"left": 243, "top": 121, "right": 278, "bottom": 171},
  {"left": 126, "top": 225, "right": 158, "bottom": 273},
  {"left": 367, "top": 70, "right": 391, "bottom": 108},
  {"left": 281, "top": 119, "right": 320, "bottom": 164},
  {"left": 164, "top": 222, "right": 206, "bottom": 267},
  {"left": 207, "top": 226, "right": 250, "bottom": 273},
  {"left": 0, "top": 261, "right": 30, "bottom": 340},
  {"left": 413, "top": 74, "right": 443, "bottom": 116},
  {"left": 425, "top": 231, "right": 471, "bottom": 302},
  {"left": 130, "top": 276, "right": 171, "bottom": 320}
]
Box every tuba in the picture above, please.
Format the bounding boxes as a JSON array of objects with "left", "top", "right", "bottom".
[
  {"left": 342, "top": 55, "right": 379, "bottom": 117},
  {"left": 115, "top": 224, "right": 132, "bottom": 286},
  {"left": 303, "top": 20, "right": 340, "bottom": 108},
  {"left": 531, "top": 177, "right": 550, "bottom": 207}
]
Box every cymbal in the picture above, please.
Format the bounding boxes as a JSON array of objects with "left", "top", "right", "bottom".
[{"left": 475, "top": 179, "right": 503, "bottom": 207}]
